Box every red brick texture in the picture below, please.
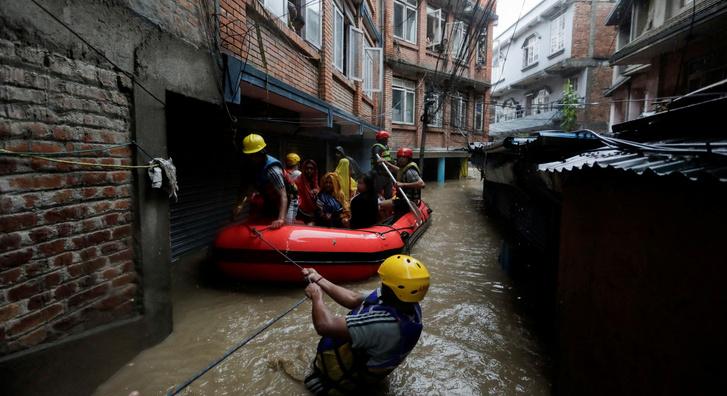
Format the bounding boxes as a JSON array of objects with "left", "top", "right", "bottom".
[{"left": 0, "top": 39, "right": 138, "bottom": 356}]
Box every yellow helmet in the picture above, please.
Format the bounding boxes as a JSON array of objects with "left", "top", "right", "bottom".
[
  {"left": 378, "top": 254, "right": 430, "bottom": 303},
  {"left": 242, "top": 133, "right": 266, "bottom": 154},
  {"left": 286, "top": 153, "right": 301, "bottom": 166}
]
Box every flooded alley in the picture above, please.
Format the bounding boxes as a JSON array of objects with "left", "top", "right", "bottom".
[{"left": 95, "top": 175, "right": 551, "bottom": 395}]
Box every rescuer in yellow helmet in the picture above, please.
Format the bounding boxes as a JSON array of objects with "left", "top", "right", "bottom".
[
  {"left": 285, "top": 152, "right": 302, "bottom": 181},
  {"left": 302, "top": 254, "right": 430, "bottom": 394},
  {"left": 235, "top": 133, "right": 297, "bottom": 229}
]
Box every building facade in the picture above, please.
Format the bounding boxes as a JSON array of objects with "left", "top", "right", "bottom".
[
  {"left": 220, "top": 0, "right": 496, "bottom": 180},
  {"left": 489, "top": 0, "right": 615, "bottom": 137},
  {"left": 605, "top": 0, "right": 727, "bottom": 127}
]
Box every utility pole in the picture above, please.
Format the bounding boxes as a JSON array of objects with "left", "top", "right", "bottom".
[{"left": 419, "top": 97, "right": 434, "bottom": 172}]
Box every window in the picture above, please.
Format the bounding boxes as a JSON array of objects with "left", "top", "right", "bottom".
[
  {"left": 493, "top": 46, "right": 500, "bottom": 68},
  {"left": 522, "top": 35, "right": 539, "bottom": 68},
  {"left": 363, "top": 44, "right": 383, "bottom": 95},
  {"left": 533, "top": 89, "right": 550, "bottom": 114},
  {"left": 476, "top": 30, "right": 488, "bottom": 65},
  {"left": 333, "top": 3, "right": 344, "bottom": 72},
  {"left": 474, "top": 98, "right": 484, "bottom": 132},
  {"left": 303, "top": 0, "right": 322, "bottom": 48},
  {"left": 426, "top": 6, "right": 443, "bottom": 49},
  {"left": 451, "top": 93, "right": 468, "bottom": 128},
  {"left": 550, "top": 13, "right": 565, "bottom": 54},
  {"left": 448, "top": 21, "right": 468, "bottom": 60},
  {"left": 426, "top": 91, "right": 443, "bottom": 127},
  {"left": 261, "top": 0, "right": 285, "bottom": 19},
  {"left": 392, "top": 77, "right": 416, "bottom": 124},
  {"left": 498, "top": 99, "right": 519, "bottom": 122},
  {"left": 348, "top": 25, "right": 363, "bottom": 80},
  {"left": 565, "top": 77, "right": 578, "bottom": 93},
  {"left": 394, "top": 0, "right": 417, "bottom": 44}
]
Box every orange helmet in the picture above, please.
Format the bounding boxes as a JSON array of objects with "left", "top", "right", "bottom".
[
  {"left": 375, "top": 130, "right": 390, "bottom": 140},
  {"left": 397, "top": 147, "right": 413, "bottom": 158}
]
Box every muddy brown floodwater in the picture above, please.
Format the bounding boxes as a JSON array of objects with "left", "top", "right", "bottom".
[{"left": 95, "top": 172, "right": 551, "bottom": 395}]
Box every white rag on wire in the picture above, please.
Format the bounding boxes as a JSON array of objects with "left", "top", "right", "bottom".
[{"left": 147, "top": 157, "right": 179, "bottom": 201}]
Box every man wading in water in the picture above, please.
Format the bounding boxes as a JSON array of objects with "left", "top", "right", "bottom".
[{"left": 302, "top": 255, "right": 430, "bottom": 395}]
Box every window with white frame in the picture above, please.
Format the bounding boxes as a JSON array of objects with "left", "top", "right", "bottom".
[
  {"left": 261, "top": 0, "right": 286, "bottom": 19},
  {"left": 533, "top": 89, "right": 550, "bottom": 113},
  {"left": 303, "top": 0, "right": 322, "bottom": 48},
  {"left": 426, "top": 91, "right": 443, "bottom": 127},
  {"left": 522, "top": 35, "right": 539, "bottom": 68},
  {"left": 333, "top": 3, "right": 345, "bottom": 72},
  {"left": 394, "top": 0, "right": 417, "bottom": 44},
  {"left": 363, "top": 40, "right": 383, "bottom": 96},
  {"left": 550, "top": 13, "right": 565, "bottom": 54},
  {"left": 449, "top": 21, "right": 468, "bottom": 60},
  {"left": 451, "top": 93, "right": 468, "bottom": 128},
  {"left": 392, "top": 77, "right": 416, "bottom": 124},
  {"left": 426, "top": 6, "right": 444, "bottom": 49},
  {"left": 348, "top": 25, "right": 363, "bottom": 80},
  {"left": 474, "top": 98, "right": 484, "bottom": 132}
]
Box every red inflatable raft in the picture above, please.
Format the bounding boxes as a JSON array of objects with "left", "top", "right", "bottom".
[{"left": 213, "top": 201, "right": 432, "bottom": 283}]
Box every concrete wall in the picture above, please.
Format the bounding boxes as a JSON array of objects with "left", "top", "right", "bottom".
[
  {"left": 0, "top": 0, "right": 221, "bottom": 393},
  {"left": 557, "top": 169, "right": 727, "bottom": 395},
  {"left": 492, "top": 0, "right": 575, "bottom": 85}
]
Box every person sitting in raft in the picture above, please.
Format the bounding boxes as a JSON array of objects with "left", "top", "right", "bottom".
[
  {"left": 285, "top": 152, "right": 302, "bottom": 181},
  {"left": 349, "top": 172, "right": 379, "bottom": 229},
  {"left": 295, "top": 159, "right": 319, "bottom": 225},
  {"left": 315, "top": 172, "right": 350, "bottom": 228},
  {"left": 237, "top": 133, "right": 297, "bottom": 229},
  {"left": 379, "top": 147, "right": 425, "bottom": 219},
  {"left": 302, "top": 254, "right": 430, "bottom": 395},
  {"left": 334, "top": 147, "right": 359, "bottom": 203}
]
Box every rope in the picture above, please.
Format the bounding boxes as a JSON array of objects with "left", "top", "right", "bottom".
[
  {"left": 0, "top": 148, "right": 157, "bottom": 169},
  {"left": 166, "top": 296, "right": 308, "bottom": 396},
  {"left": 167, "top": 226, "right": 314, "bottom": 395}
]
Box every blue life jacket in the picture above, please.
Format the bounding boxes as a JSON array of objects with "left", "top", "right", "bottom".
[{"left": 314, "top": 289, "right": 423, "bottom": 391}]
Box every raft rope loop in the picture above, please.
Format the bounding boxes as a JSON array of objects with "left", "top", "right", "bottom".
[{"left": 167, "top": 227, "right": 313, "bottom": 395}]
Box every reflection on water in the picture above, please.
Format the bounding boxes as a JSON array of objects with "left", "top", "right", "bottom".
[{"left": 95, "top": 174, "right": 551, "bottom": 395}]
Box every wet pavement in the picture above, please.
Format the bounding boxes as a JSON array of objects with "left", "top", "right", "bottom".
[{"left": 95, "top": 171, "right": 551, "bottom": 395}]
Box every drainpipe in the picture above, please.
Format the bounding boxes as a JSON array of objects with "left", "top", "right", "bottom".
[
  {"left": 377, "top": 0, "right": 384, "bottom": 130},
  {"left": 583, "top": 0, "right": 598, "bottom": 127}
]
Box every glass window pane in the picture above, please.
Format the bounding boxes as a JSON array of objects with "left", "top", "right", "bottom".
[
  {"left": 405, "top": 91, "right": 415, "bottom": 123},
  {"left": 406, "top": 9, "right": 417, "bottom": 42},
  {"left": 305, "top": 1, "right": 322, "bottom": 48},
  {"left": 392, "top": 89, "right": 403, "bottom": 122},
  {"left": 394, "top": 4, "right": 404, "bottom": 38}
]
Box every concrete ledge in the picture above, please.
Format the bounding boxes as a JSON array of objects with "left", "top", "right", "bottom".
[{"left": 0, "top": 316, "right": 146, "bottom": 396}]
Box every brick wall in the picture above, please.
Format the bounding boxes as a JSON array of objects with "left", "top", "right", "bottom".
[
  {"left": 571, "top": 1, "right": 591, "bottom": 59},
  {"left": 0, "top": 39, "right": 137, "bottom": 356},
  {"left": 332, "top": 76, "right": 355, "bottom": 114}
]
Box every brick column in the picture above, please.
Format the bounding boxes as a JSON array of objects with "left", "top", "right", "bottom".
[
  {"left": 383, "top": 0, "right": 394, "bottom": 131},
  {"left": 319, "top": 0, "right": 334, "bottom": 102}
]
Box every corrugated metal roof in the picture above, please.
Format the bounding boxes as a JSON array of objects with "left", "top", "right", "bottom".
[{"left": 538, "top": 148, "right": 727, "bottom": 182}]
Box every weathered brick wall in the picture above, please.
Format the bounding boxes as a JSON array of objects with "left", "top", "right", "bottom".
[
  {"left": 221, "top": 0, "right": 320, "bottom": 97},
  {"left": 332, "top": 77, "right": 355, "bottom": 114},
  {"left": 0, "top": 39, "right": 137, "bottom": 355},
  {"left": 571, "top": 1, "right": 591, "bottom": 59}
]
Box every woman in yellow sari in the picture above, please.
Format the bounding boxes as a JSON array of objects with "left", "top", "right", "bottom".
[{"left": 334, "top": 153, "right": 357, "bottom": 203}]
